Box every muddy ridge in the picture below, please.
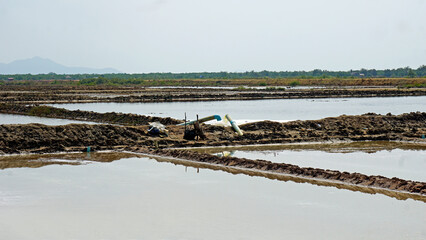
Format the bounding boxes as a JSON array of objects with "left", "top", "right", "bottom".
[
  {"left": 1, "top": 86, "right": 425, "bottom": 104},
  {"left": 0, "top": 123, "right": 159, "bottom": 154},
  {"left": 135, "top": 148, "right": 426, "bottom": 195},
  {"left": 236, "top": 112, "right": 426, "bottom": 142},
  {"left": 0, "top": 112, "right": 425, "bottom": 154},
  {"left": 0, "top": 103, "right": 182, "bottom": 126},
  {"left": 0, "top": 112, "right": 425, "bottom": 194}
]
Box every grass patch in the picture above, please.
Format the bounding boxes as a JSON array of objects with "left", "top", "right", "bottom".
[{"left": 289, "top": 81, "right": 300, "bottom": 87}]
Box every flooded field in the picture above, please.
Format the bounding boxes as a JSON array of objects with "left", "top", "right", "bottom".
[
  {"left": 0, "top": 113, "right": 97, "bottom": 125},
  {"left": 1, "top": 93, "right": 425, "bottom": 239},
  {"left": 194, "top": 142, "right": 426, "bottom": 182},
  {"left": 51, "top": 96, "right": 426, "bottom": 121},
  {"left": 0, "top": 153, "right": 425, "bottom": 240}
]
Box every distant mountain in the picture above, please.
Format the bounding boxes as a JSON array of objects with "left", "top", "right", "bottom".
[{"left": 0, "top": 57, "right": 121, "bottom": 74}]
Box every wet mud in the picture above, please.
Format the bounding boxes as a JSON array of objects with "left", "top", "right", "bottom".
[
  {"left": 0, "top": 112, "right": 425, "bottom": 195},
  {"left": 237, "top": 111, "right": 426, "bottom": 143},
  {"left": 0, "top": 112, "right": 425, "bottom": 153}
]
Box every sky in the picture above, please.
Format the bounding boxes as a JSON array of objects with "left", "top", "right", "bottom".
[{"left": 0, "top": 0, "right": 425, "bottom": 73}]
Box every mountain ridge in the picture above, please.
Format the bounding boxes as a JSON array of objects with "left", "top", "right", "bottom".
[{"left": 0, "top": 57, "right": 120, "bottom": 74}]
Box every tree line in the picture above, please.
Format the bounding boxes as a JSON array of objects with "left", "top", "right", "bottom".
[{"left": 1, "top": 66, "right": 425, "bottom": 81}]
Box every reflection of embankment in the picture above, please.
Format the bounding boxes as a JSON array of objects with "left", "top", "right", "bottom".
[
  {"left": 189, "top": 141, "right": 426, "bottom": 154},
  {"left": 145, "top": 153, "right": 426, "bottom": 203},
  {"left": 136, "top": 148, "right": 426, "bottom": 197},
  {"left": 2, "top": 150, "right": 424, "bottom": 202},
  {"left": 0, "top": 152, "right": 140, "bottom": 169}
]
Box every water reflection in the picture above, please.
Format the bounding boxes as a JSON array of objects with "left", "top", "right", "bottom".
[
  {"left": 0, "top": 155, "right": 424, "bottom": 240},
  {"left": 148, "top": 153, "right": 426, "bottom": 203},
  {"left": 191, "top": 141, "right": 426, "bottom": 154},
  {"left": 191, "top": 142, "right": 426, "bottom": 182},
  {"left": 0, "top": 113, "right": 97, "bottom": 125},
  {"left": 1, "top": 150, "right": 424, "bottom": 202},
  {"left": 0, "top": 152, "right": 139, "bottom": 169}
]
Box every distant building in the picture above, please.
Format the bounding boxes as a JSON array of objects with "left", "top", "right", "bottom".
[
  {"left": 350, "top": 72, "right": 365, "bottom": 77},
  {"left": 7, "top": 77, "right": 14, "bottom": 81},
  {"left": 65, "top": 75, "right": 71, "bottom": 79}
]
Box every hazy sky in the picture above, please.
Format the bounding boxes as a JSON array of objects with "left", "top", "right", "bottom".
[{"left": 1, "top": 0, "right": 425, "bottom": 73}]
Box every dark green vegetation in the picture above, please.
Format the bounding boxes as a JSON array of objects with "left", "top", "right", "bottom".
[{"left": 1, "top": 66, "right": 425, "bottom": 82}]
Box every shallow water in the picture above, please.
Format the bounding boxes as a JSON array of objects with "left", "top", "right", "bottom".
[
  {"left": 198, "top": 142, "right": 426, "bottom": 182},
  {"left": 0, "top": 152, "right": 138, "bottom": 169},
  {"left": 0, "top": 155, "right": 424, "bottom": 240},
  {"left": 51, "top": 96, "right": 426, "bottom": 122},
  {"left": 0, "top": 113, "right": 97, "bottom": 125}
]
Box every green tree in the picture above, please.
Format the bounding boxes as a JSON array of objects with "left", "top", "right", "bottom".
[{"left": 407, "top": 69, "right": 416, "bottom": 78}]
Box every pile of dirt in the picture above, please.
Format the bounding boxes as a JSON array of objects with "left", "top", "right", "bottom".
[
  {"left": 139, "top": 148, "right": 426, "bottom": 195},
  {"left": 0, "top": 124, "right": 147, "bottom": 154},
  {"left": 0, "top": 103, "right": 182, "bottom": 126},
  {"left": 237, "top": 112, "right": 426, "bottom": 143},
  {"left": 0, "top": 112, "right": 425, "bottom": 154}
]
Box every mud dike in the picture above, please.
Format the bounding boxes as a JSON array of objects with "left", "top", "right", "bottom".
[
  {"left": 1, "top": 85, "right": 426, "bottom": 104},
  {"left": 0, "top": 111, "right": 425, "bottom": 196}
]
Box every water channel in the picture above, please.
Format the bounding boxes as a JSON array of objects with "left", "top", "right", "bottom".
[
  {"left": 0, "top": 113, "right": 96, "bottom": 125},
  {"left": 0, "top": 154, "right": 425, "bottom": 240},
  {"left": 51, "top": 96, "right": 426, "bottom": 122}
]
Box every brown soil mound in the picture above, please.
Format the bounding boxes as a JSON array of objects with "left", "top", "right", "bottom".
[
  {"left": 0, "top": 112, "right": 425, "bottom": 154},
  {"left": 0, "top": 124, "right": 147, "bottom": 154},
  {"left": 237, "top": 112, "right": 426, "bottom": 143}
]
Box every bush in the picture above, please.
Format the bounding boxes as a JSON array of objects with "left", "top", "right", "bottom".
[{"left": 289, "top": 81, "right": 300, "bottom": 87}]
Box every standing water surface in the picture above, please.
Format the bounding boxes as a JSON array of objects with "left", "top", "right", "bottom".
[
  {"left": 51, "top": 96, "right": 426, "bottom": 121},
  {"left": 197, "top": 142, "right": 426, "bottom": 182},
  {"left": 0, "top": 154, "right": 425, "bottom": 240}
]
